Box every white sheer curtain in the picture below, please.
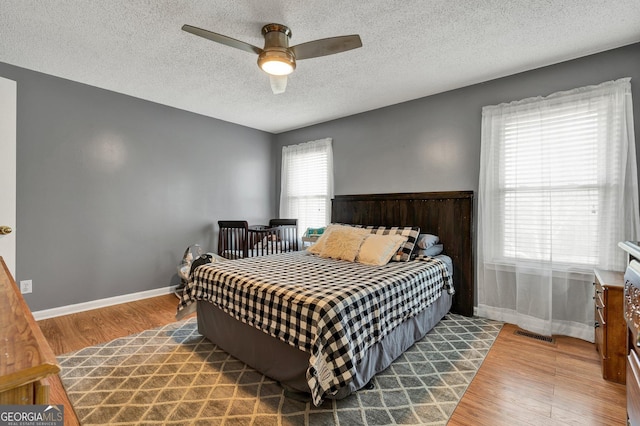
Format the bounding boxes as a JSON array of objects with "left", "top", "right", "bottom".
[
  {"left": 280, "top": 138, "right": 334, "bottom": 234},
  {"left": 477, "top": 78, "right": 639, "bottom": 341}
]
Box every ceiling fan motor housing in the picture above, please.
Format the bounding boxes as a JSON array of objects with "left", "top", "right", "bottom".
[{"left": 258, "top": 24, "right": 296, "bottom": 75}]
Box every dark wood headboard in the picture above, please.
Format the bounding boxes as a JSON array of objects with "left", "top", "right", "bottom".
[{"left": 331, "top": 191, "right": 474, "bottom": 317}]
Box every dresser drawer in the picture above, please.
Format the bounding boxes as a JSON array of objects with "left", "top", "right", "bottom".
[
  {"left": 624, "top": 271, "right": 640, "bottom": 348},
  {"left": 594, "top": 268, "right": 625, "bottom": 384},
  {"left": 595, "top": 307, "right": 606, "bottom": 359},
  {"left": 628, "top": 350, "right": 640, "bottom": 426},
  {"left": 594, "top": 274, "right": 608, "bottom": 359},
  {"left": 595, "top": 279, "right": 605, "bottom": 308}
]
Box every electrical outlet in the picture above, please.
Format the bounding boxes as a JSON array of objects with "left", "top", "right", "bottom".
[{"left": 20, "top": 280, "right": 32, "bottom": 294}]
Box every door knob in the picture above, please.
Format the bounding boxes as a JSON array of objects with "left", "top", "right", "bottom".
[{"left": 0, "top": 226, "right": 12, "bottom": 235}]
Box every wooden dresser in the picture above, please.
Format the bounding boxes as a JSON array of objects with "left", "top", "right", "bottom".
[
  {"left": 0, "top": 256, "right": 60, "bottom": 404},
  {"left": 618, "top": 241, "right": 640, "bottom": 425},
  {"left": 594, "top": 268, "right": 626, "bottom": 384},
  {"left": 626, "top": 279, "right": 640, "bottom": 426}
]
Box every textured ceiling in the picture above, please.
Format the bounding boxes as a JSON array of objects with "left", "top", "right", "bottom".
[{"left": 1, "top": 1, "right": 639, "bottom": 134}]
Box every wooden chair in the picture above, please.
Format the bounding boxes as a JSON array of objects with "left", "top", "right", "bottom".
[{"left": 217, "top": 221, "right": 248, "bottom": 259}]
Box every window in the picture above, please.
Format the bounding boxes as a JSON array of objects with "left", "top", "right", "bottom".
[
  {"left": 480, "top": 78, "right": 638, "bottom": 271},
  {"left": 500, "top": 101, "right": 601, "bottom": 266},
  {"left": 280, "top": 138, "right": 334, "bottom": 234}
]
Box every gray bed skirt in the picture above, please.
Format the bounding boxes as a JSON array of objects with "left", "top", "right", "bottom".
[{"left": 196, "top": 290, "right": 453, "bottom": 401}]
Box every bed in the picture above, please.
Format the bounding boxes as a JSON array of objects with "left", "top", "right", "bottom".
[{"left": 177, "top": 191, "right": 474, "bottom": 405}]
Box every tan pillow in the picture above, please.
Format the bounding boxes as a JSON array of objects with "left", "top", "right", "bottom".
[
  {"left": 307, "top": 224, "right": 368, "bottom": 255},
  {"left": 357, "top": 234, "right": 408, "bottom": 266},
  {"left": 319, "top": 227, "right": 368, "bottom": 262}
]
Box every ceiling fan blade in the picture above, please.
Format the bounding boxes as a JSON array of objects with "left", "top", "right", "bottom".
[
  {"left": 290, "top": 35, "right": 362, "bottom": 60},
  {"left": 182, "top": 24, "right": 263, "bottom": 55},
  {"left": 269, "top": 75, "right": 287, "bottom": 94}
]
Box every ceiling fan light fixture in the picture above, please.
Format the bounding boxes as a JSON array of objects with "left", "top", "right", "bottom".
[
  {"left": 258, "top": 50, "right": 296, "bottom": 76},
  {"left": 182, "top": 22, "right": 362, "bottom": 94}
]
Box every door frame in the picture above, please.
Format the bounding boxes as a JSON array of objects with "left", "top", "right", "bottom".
[{"left": 0, "top": 76, "right": 17, "bottom": 277}]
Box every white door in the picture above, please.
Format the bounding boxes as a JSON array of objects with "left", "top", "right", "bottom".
[{"left": 0, "top": 77, "right": 17, "bottom": 277}]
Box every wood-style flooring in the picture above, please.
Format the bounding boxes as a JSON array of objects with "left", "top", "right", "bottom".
[
  {"left": 448, "top": 324, "right": 626, "bottom": 425},
  {"left": 38, "top": 295, "right": 626, "bottom": 425}
]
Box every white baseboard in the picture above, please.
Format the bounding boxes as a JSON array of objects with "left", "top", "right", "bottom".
[{"left": 32, "top": 285, "right": 179, "bottom": 321}]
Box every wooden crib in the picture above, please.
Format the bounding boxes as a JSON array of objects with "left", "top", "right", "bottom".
[{"left": 218, "top": 219, "right": 299, "bottom": 259}]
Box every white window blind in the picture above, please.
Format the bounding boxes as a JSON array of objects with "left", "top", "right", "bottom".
[
  {"left": 500, "top": 102, "right": 602, "bottom": 266},
  {"left": 280, "top": 138, "right": 334, "bottom": 234}
]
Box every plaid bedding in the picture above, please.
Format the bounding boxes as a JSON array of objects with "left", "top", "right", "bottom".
[{"left": 177, "top": 251, "right": 453, "bottom": 406}]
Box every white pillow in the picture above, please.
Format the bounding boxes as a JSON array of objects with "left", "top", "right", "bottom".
[
  {"left": 319, "top": 227, "right": 368, "bottom": 262},
  {"left": 357, "top": 234, "right": 408, "bottom": 266},
  {"left": 307, "top": 224, "right": 368, "bottom": 255}
]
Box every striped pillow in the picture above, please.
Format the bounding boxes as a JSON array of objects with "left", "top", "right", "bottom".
[{"left": 364, "top": 226, "right": 420, "bottom": 262}]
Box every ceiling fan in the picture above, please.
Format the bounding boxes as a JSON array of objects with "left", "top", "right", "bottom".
[{"left": 182, "top": 23, "right": 362, "bottom": 94}]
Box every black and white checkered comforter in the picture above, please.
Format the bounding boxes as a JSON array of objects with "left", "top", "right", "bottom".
[{"left": 177, "top": 251, "right": 453, "bottom": 405}]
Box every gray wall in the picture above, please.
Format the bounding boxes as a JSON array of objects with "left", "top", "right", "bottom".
[
  {"left": 0, "top": 62, "right": 275, "bottom": 312},
  {"left": 274, "top": 43, "right": 640, "bottom": 198}
]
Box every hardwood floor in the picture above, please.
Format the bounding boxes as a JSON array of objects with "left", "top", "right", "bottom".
[
  {"left": 449, "top": 323, "right": 626, "bottom": 425},
  {"left": 38, "top": 295, "right": 626, "bottom": 425}
]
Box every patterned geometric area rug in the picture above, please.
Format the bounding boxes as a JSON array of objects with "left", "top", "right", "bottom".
[{"left": 58, "top": 314, "right": 502, "bottom": 425}]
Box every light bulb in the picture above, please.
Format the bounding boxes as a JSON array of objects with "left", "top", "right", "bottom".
[
  {"left": 258, "top": 49, "right": 295, "bottom": 76},
  {"left": 261, "top": 59, "right": 294, "bottom": 76}
]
